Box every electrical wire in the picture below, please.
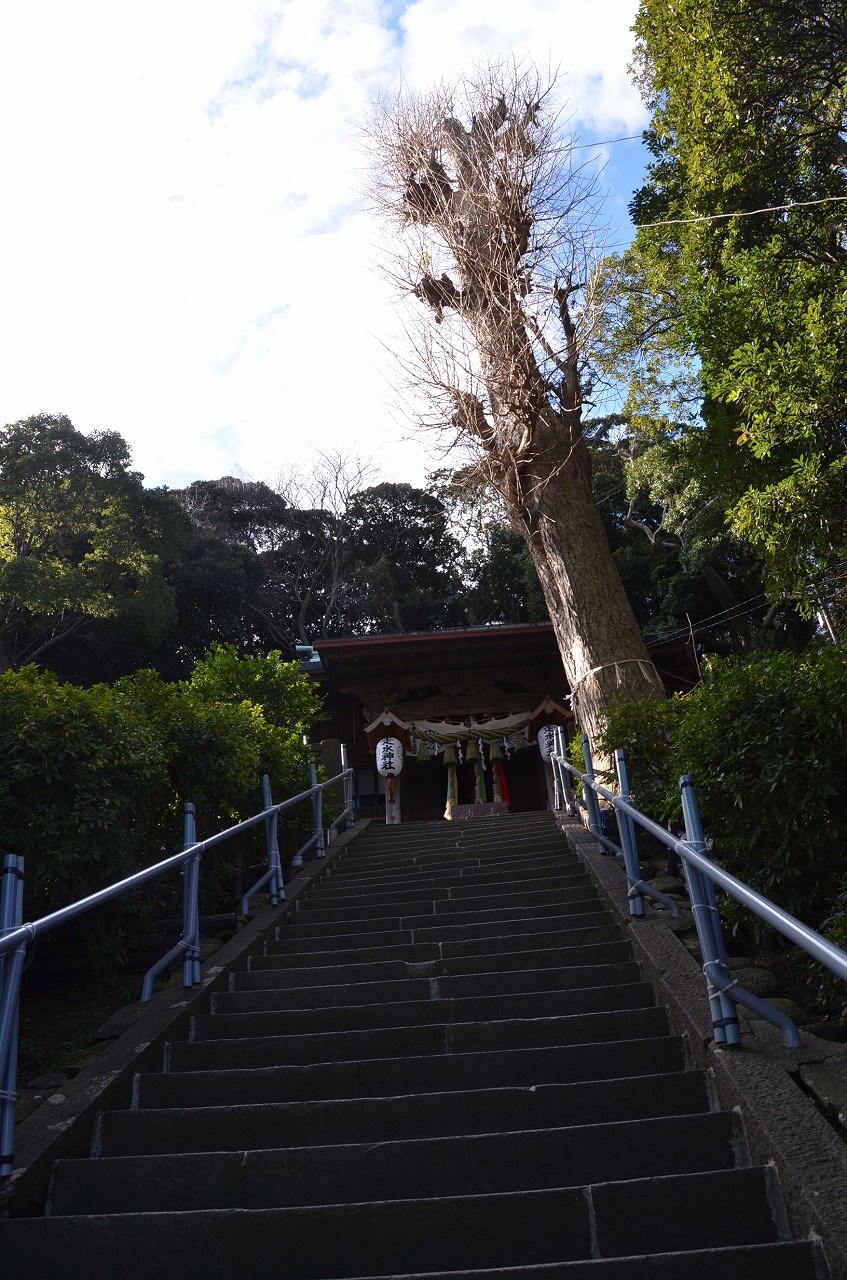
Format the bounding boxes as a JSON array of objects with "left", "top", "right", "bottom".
[
  {"left": 574, "top": 134, "right": 642, "bottom": 150},
  {"left": 648, "top": 560, "right": 847, "bottom": 647},
  {"left": 635, "top": 193, "right": 847, "bottom": 230}
]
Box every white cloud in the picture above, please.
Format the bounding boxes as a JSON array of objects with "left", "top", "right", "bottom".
[
  {"left": 398, "top": 0, "right": 645, "bottom": 131},
  {"left": 0, "top": 1, "right": 645, "bottom": 490}
]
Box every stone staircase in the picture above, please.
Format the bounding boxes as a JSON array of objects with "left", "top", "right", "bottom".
[{"left": 0, "top": 813, "right": 830, "bottom": 1277}]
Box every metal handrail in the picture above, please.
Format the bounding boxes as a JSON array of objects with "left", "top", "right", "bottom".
[
  {"left": 0, "top": 754, "right": 354, "bottom": 1177},
  {"left": 551, "top": 729, "right": 847, "bottom": 1052}
]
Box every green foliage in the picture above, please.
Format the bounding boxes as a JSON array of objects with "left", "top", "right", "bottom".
[
  {"left": 0, "top": 667, "right": 169, "bottom": 909},
  {"left": 428, "top": 467, "right": 550, "bottom": 626},
  {"left": 0, "top": 414, "right": 179, "bottom": 673},
  {"left": 0, "top": 651, "right": 321, "bottom": 968},
  {"left": 599, "top": 645, "right": 847, "bottom": 938},
  {"left": 595, "top": 693, "right": 676, "bottom": 816},
  {"left": 188, "top": 645, "right": 320, "bottom": 733},
  {"left": 594, "top": 1, "right": 847, "bottom": 616},
  {"left": 343, "top": 483, "right": 466, "bottom": 633},
  {"left": 465, "top": 525, "right": 548, "bottom": 626}
]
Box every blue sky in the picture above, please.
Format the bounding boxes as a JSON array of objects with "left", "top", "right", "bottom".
[{"left": 0, "top": 1, "right": 648, "bottom": 491}]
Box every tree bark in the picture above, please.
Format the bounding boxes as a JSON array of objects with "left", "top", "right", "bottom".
[
  {"left": 465, "top": 381, "right": 664, "bottom": 740},
  {"left": 464, "top": 299, "right": 664, "bottom": 743},
  {"left": 517, "top": 437, "right": 664, "bottom": 736},
  {"left": 369, "top": 65, "right": 667, "bottom": 744}
]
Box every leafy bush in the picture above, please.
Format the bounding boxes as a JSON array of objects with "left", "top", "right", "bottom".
[
  {"left": 598, "top": 644, "right": 847, "bottom": 939},
  {"left": 0, "top": 649, "right": 322, "bottom": 967},
  {"left": 0, "top": 668, "right": 169, "bottom": 909}
]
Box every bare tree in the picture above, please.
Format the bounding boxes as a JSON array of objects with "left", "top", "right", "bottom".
[
  {"left": 365, "top": 62, "right": 665, "bottom": 741},
  {"left": 271, "top": 451, "right": 379, "bottom": 642}
]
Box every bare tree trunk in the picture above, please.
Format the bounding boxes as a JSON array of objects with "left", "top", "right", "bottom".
[
  {"left": 463, "top": 294, "right": 664, "bottom": 741},
  {"left": 516, "top": 437, "right": 663, "bottom": 733},
  {"left": 366, "top": 62, "right": 667, "bottom": 744}
]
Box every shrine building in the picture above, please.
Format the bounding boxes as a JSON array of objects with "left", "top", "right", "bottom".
[{"left": 305, "top": 622, "right": 696, "bottom": 825}]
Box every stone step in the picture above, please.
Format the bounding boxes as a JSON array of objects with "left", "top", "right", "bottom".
[
  {"left": 136, "top": 1035, "right": 689, "bottom": 1109},
  {"left": 50, "top": 1112, "right": 740, "bottom": 1215},
  {"left": 312, "top": 867, "right": 579, "bottom": 900},
  {"left": 230, "top": 938, "right": 635, "bottom": 989},
  {"left": 336, "top": 1241, "right": 826, "bottom": 1280},
  {"left": 213, "top": 960, "right": 643, "bottom": 1013},
  {"left": 291, "top": 882, "right": 596, "bottom": 922},
  {"left": 326, "top": 837, "right": 571, "bottom": 862},
  {"left": 96, "top": 1070, "right": 711, "bottom": 1156},
  {"left": 0, "top": 1168, "right": 788, "bottom": 1280},
  {"left": 264, "top": 902, "right": 610, "bottom": 952},
  {"left": 166, "top": 1006, "right": 672, "bottom": 1073},
  {"left": 321, "top": 850, "right": 574, "bottom": 884},
  {"left": 192, "top": 980, "right": 656, "bottom": 1041},
  {"left": 246, "top": 918, "right": 619, "bottom": 969},
  {"left": 276, "top": 891, "right": 606, "bottom": 934},
  {"left": 4, "top": 811, "right": 823, "bottom": 1279}
]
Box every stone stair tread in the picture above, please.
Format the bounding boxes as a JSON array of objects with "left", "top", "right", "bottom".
[
  {"left": 318, "top": 860, "right": 577, "bottom": 889},
  {"left": 192, "top": 981, "right": 657, "bottom": 1039},
  {"left": 214, "top": 961, "right": 643, "bottom": 1012},
  {"left": 282, "top": 911, "right": 614, "bottom": 944},
  {"left": 0, "top": 1170, "right": 787, "bottom": 1280},
  {"left": 246, "top": 923, "right": 622, "bottom": 970},
  {"left": 306, "top": 873, "right": 589, "bottom": 905},
  {"left": 166, "top": 1006, "right": 672, "bottom": 1071},
  {"left": 249, "top": 916, "right": 621, "bottom": 962},
  {"left": 50, "top": 1113, "right": 740, "bottom": 1215},
  {"left": 312, "top": 860, "right": 588, "bottom": 885},
  {"left": 272, "top": 901, "right": 608, "bottom": 946},
  {"left": 336, "top": 1241, "right": 826, "bottom": 1280},
  {"left": 305, "top": 870, "right": 591, "bottom": 901},
  {"left": 97, "top": 1071, "right": 711, "bottom": 1155},
  {"left": 284, "top": 892, "right": 601, "bottom": 931},
  {"left": 234, "top": 939, "right": 634, "bottom": 987},
  {"left": 266, "top": 904, "right": 610, "bottom": 952},
  {"left": 5, "top": 812, "right": 826, "bottom": 1277},
  {"left": 136, "top": 1035, "right": 690, "bottom": 1107}
]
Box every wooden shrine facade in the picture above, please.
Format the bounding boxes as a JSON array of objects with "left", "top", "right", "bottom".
[
  {"left": 308, "top": 622, "right": 700, "bottom": 824},
  {"left": 310, "top": 623, "right": 569, "bottom": 823}
]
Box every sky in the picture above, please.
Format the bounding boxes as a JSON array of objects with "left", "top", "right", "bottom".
[{"left": 0, "top": 0, "right": 649, "bottom": 493}]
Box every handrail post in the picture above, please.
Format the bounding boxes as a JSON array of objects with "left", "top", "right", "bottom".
[
  {"left": 263, "top": 775, "right": 285, "bottom": 906},
  {"left": 0, "top": 854, "right": 25, "bottom": 1177},
  {"left": 141, "top": 803, "right": 205, "bottom": 1002},
  {"left": 311, "top": 758, "right": 325, "bottom": 859},
  {"left": 679, "top": 776, "right": 741, "bottom": 1048},
  {"left": 550, "top": 727, "right": 563, "bottom": 811},
  {"left": 615, "top": 750, "right": 646, "bottom": 919},
  {"left": 341, "top": 745, "right": 354, "bottom": 827},
  {"left": 554, "top": 728, "right": 577, "bottom": 817},
  {"left": 550, "top": 728, "right": 562, "bottom": 811},
  {"left": 580, "top": 734, "right": 606, "bottom": 843},
  {"left": 181, "top": 804, "right": 201, "bottom": 989},
  {"left": 290, "top": 762, "right": 307, "bottom": 875}
]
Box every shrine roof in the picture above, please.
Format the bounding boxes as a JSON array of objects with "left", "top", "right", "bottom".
[{"left": 313, "top": 623, "right": 564, "bottom": 688}]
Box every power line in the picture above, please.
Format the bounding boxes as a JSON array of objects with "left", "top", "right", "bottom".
[
  {"left": 635, "top": 193, "right": 847, "bottom": 230},
  {"left": 650, "top": 560, "right": 847, "bottom": 647},
  {"left": 574, "top": 134, "right": 642, "bottom": 150}
]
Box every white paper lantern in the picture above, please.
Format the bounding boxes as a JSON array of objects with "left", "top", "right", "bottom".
[
  {"left": 375, "top": 736, "right": 404, "bottom": 777},
  {"left": 536, "top": 724, "right": 557, "bottom": 760}
]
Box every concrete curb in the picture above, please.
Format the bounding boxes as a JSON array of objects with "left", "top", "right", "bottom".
[
  {"left": 2, "top": 819, "right": 372, "bottom": 1218},
  {"left": 558, "top": 814, "right": 847, "bottom": 1280}
]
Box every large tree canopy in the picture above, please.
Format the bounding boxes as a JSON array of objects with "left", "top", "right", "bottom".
[
  {"left": 0, "top": 415, "right": 178, "bottom": 673},
  {"left": 595, "top": 1, "right": 847, "bottom": 622},
  {"left": 343, "top": 482, "right": 466, "bottom": 633},
  {"left": 8, "top": 411, "right": 759, "bottom": 687},
  {"left": 0, "top": 421, "right": 556, "bottom": 683},
  {"left": 366, "top": 63, "right": 665, "bottom": 740}
]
